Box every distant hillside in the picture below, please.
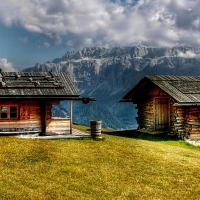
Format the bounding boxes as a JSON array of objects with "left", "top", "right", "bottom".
[{"left": 24, "top": 46, "right": 200, "bottom": 129}]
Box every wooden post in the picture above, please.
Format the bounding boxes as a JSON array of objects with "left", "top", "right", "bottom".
[
  {"left": 153, "top": 98, "right": 156, "bottom": 131},
  {"left": 42, "top": 101, "right": 47, "bottom": 136},
  {"left": 70, "top": 100, "right": 73, "bottom": 134}
]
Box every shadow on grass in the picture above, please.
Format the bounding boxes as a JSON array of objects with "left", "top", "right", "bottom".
[{"left": 101, "top": 129, "right": 177, "bottom": 142}]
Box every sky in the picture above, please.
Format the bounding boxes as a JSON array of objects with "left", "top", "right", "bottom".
[{"left": 0, "top": 0, "right": 200, "bottom": 71}]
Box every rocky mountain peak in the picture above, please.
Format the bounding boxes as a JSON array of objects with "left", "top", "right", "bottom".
[
  {"left": 24, "top": 46, "right": 200, "bottom": 129},
  {"left": 61, "top": 47, "right": 108, "bottom": 61}
]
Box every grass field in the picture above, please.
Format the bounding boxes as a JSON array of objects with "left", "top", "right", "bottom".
[{"left": 0, "top": 125, "right": 200, "bottom": 199}]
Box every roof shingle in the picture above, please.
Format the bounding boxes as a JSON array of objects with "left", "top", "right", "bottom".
[
  {"left": 0, "top": 71, "right": 79, "bottom": 99},
  {"left": 123, "top": 75, "right": 200, "bottom": 104}
]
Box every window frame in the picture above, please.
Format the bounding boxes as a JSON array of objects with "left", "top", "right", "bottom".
[{"left": 0, "top": 105, "right": 18, "bottom": 119}]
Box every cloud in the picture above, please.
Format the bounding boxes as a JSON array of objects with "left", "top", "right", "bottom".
[
  {"left": 0, "top": 0, "right": 200, "bottom": 48},
  {"left": 0, "top": 58, "right": 17, "bottom": 71},
  {"left": 38, "top": 42, "right": 51, "bottom": 49},
  {"left": 178, "top": 51, "right": 200, "bottom": 59},
  {"left": 43, "top": 42, "right": 51, "bottom": 48},
  {"left": 19, "top": 37, "right": 30, "bottom": 43}
]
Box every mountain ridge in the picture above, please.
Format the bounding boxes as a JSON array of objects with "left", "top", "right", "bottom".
[{"left": 24, "top": 46, "right": 200, "bottom": 129}]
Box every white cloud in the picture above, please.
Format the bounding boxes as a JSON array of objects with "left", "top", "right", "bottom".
[
  {"left": 43, "top": 42, "right": 51, "bottom": 48},
  {"left": 19, "top": 37, "right": 29, "bottom": 43},
  {"left": 0, "top": 0, "right": 200, "bottom": 48},
  {"left": 178, "top": 51, "right": 200, "bottom": 59},
  {"left": 0, "top": 58, "right": 17, "bottom": 71},
  {"left": 38, "top": 42, "right": 51, "bottom": 49}
]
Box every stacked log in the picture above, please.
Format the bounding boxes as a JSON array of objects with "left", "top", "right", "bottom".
[
  {"left": 185, "top": 107, "right": 200, "bottom": 138},
  {"left": 170, "top": 105, "right": 185, "bottom": 138},
  {"left": 136, "top": 99, "right": 154, "bottom": 131},
  {"left": 46, "top": 118, "right": 71, "bottom": 135}
]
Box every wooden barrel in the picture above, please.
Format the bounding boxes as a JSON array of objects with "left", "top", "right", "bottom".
[{"left": 90, "top": 120, "right": 102, "bottom": 136}]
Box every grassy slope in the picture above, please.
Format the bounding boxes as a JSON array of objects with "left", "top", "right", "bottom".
[{"left": 0, "top": 125, "right": 200, "bottom": 199}]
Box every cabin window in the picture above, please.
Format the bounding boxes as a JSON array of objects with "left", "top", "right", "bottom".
[
  {"left": 10, "top": 106, "right": 17, "bottom": 118},
  {"left": 1, "top": 106, "right": 7, "bottom": 118},
  {"left": 0, "top": 106, "right": 18, "bottom": 119}
]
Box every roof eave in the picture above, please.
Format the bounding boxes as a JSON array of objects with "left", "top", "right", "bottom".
[
  {"left": 173, "top": 102, "right": 200, "bottom": 106},
  {"left": 122, "top": 77, "right": 149, "bottom": 100},
  {"left": 0, "top": 96, "right": 96, "bottom": 101},
  {"left": 117, "top": 99, "right": 133, "bottom": 103}
]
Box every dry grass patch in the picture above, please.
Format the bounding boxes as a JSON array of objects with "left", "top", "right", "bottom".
[{"left": 0, "top": 125, "right": 199, "bottom": 199}]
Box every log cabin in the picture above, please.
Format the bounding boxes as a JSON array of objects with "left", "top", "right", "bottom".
[
  {"left": 119, "top": 75, "right": 200, "bottom": 139},
  {"left": 0, "top": 71, "right": 94, "bottom": 135}
]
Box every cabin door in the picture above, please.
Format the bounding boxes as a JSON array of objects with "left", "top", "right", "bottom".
[{"left": 155, "top": 98, "right": 169, "bottom": 130}]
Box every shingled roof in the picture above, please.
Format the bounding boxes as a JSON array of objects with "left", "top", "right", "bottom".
[
  {"left": 122, "top": 75, "right": 200, "bottom": 105},
  {"left": 0, "top": 71, "right": 80, "bottom": 99}
]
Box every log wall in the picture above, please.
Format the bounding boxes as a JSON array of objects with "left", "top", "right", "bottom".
[
  {"left": 0, "top": 99, "right": 72, "bottom": 135},
  {"left": 134, "top": 85, "right": 200, "bottom": 138},
  {"left": 135, "top": 86, "right": 170, "bottom": 131},
  {"left": 0, "top": 100, "right": 43, "bottom": 133},
  {"left": 169, "top": 105, "right": 185, "bottom": 138},
  {"left": 185, "top": 107, "right": 200, "bottom": 138},
  {"left": 46, "top": 117, "right": 71, "bottom": 134},
  {"left": 136, "top": 99, "right": 154, "bottom": 130},
  {"left": 169, "top": 106, "right": 200, "bottom": 138},
  {"left": 45, "top": 101, "right": 71, "bottom": 134}
]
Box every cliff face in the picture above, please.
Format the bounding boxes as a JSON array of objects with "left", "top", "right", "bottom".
[{"left": 24, "top": 46, "right": 200, "bottom": 129}]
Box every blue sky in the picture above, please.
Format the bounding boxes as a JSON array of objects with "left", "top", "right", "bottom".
[
  {"left": 0, "top": 22, "right": 69, "bottom": 70},
  {"left": 0, "top": 0, "right": 200, "bottom": 71}
]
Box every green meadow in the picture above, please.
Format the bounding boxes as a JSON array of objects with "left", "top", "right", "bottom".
[{"left": 0, "top": 124, "right": 199, "bottom": 199}]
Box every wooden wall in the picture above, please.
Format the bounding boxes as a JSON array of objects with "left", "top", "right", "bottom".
[
  {"left": 169, "top": 106, "right": 200, "bottom": 138},
  {"left": 136, "top": 99, "right": 154, "bottom": 130},
  {"left": 0, "top": 99, "right": 72, "bottom": 135},
  {"left": 169, "top": 105, "right": 185, "bottom": 138},
  {"left": 135, "top": 85, "right": 200, "bottom": 138},
  {"left": 45, "top": 101, "right": 71, "bottom": 134},
  {"left": 135, "top": 86, "right": 171, "bottom": 131},
  {"left": 46, "top": 117, "right": 71, "bottom": 135},
  {"left": 185, "top": 107, "right": 200, "bottom": 138},
  {"left": 0, "top": 100, "right": 43, "bottom": 133}
]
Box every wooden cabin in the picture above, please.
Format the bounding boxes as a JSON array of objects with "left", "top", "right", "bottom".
[
  {"left": 120, "top": 75, "right": 200, "bottom": 139},
  {"left": 0, "top": 71, "right": 92, "bottom": 135}
]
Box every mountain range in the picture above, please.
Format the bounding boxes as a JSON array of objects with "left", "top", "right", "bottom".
[{"left": 24, "top": 46, "right": 200, "bottom": 129}]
